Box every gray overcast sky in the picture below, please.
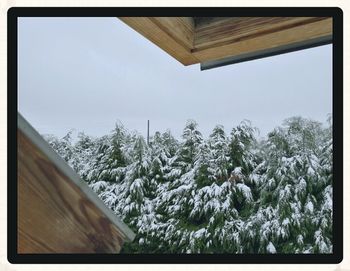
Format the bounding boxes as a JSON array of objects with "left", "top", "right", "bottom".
[{"left": 18, "top": 17, "right": 332, "bottom": 140}]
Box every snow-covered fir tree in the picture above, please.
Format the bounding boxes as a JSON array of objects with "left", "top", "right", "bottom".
[{"left": 44, "top": 116, "right": 333, "bottom": 254}]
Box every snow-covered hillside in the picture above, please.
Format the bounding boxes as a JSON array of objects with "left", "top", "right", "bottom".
[{"left": 44, "top": 116, "right": 333, "bottom": 254}]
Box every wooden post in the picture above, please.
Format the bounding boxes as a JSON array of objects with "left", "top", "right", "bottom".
[{"left": 147, "top": 120, "right": 150, "bottom": 145}]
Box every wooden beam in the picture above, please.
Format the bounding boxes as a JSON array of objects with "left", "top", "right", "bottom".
[
  {"left": 18, "top": 113, "right": 135, "bottom": 253},
  {"left": 118, "top": 17, "right": 333, "bottom": 67},
  {"left": 193, "top": 17, "right": 328, "bottom": 50},
  {"left": 119, "top": 17, "right": 198, "bottom": 65},
  {"left": 193, "top": 18, "right": 332, "bottom": 63}
]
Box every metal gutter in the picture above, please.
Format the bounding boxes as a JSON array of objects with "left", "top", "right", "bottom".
[{"left": 200, "top": 35, "right": 332, "bottom": 70}]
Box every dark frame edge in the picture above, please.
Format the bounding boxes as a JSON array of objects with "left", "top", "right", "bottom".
[
  {"left": 7, "top": 6, "right": 343, "bottom": 264},
  {"left": 7, "top": 5, "right": 18, "bottom": 265},
  {"left": 331, "top": 5, "right": 343, "bottom": 266}
]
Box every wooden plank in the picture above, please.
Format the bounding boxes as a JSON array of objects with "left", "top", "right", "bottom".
[
  {"left": 193, "top": 18, "right": 332, "bottom": 63},
  {"left": 151, "top": 17, "right": 194, "bottom": 49},
  {"left": 118, "top": 17, "right": 199, "bottom": 66},
  {"left": 194, "top": 17, "right": 328, "bottom": 50},
  {"left": 17, "top": 114, "right": 135, "bottom": 253},
  {"left": 193, "top": 17, "right": 232, "bottom": 28}
]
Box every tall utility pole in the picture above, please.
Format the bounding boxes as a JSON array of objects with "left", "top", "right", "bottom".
[{"left": 147, "top": 120, "right": 150, "bottom": 145}]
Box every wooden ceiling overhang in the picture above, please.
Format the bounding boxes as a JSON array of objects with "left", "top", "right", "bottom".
[
  {"left": 18, "top": 113, "right": 135, "bottom": 253},
  {"left": 119, "top": 17, "right": 332, "bottom": 69}
]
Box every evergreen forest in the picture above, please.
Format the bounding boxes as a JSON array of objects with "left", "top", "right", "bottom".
[{"left": 44, "top": 116, "right": 333, "bottom": 254}]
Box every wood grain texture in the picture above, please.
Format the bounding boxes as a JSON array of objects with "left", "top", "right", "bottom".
[
  {"left": 193, "top": 17, "right": 328, "bottom": 50},
  {"left": 119, "top": 17, "right": 332, "bottom": 66},
  {"left": 193, "top": 18, "right": 332, "bottom": 62},
  {"left": 119, "top": 17, "right": 198, "bottom": 65},
  {"left": 18, "top": 130, "right": 126, "bottom": 253},
  {"left": 151, "top": 17, "right": 194, "bottom": 49},
  {"left": 193, "top": 17, "right": 231, "bottom": 28}
]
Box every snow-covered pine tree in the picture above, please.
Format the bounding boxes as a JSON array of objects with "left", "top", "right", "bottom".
[
  {"left": 178, "top": 120, "right": 203, "bottom": 169},
  {"left": 70, "top": 132, "right": 96, "bottom": 180},
  {"left": 45, "top": 130, "right": 74, "bottom": 164},
  {"left": 207, "top": 125, "right": 230, "bottom": 184},
  {"left": 228, "top": 120, "right": 257, "bottom": 180}
]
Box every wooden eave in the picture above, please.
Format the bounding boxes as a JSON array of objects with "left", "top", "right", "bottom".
[{"left": 118, "top": 17, "right": 332, "bottom": 67}]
